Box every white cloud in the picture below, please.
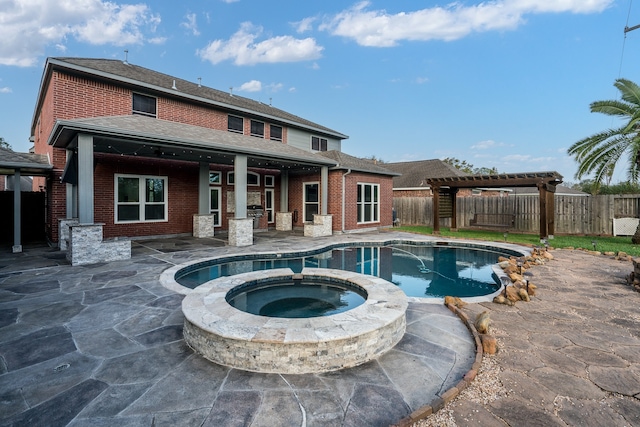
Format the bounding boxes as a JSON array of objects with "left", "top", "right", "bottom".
[
  {"left": 502, "top": 154, "right": 555, "bottom": 163},
  {"left": 266, "top": 83, "right": 284, "bottom": 92},
  {"left": 415, "top": 77, "right": 429, "bottom": 84},
  {"left": 221, "top": 0, "right": 240, "bottom": 3},
  {"left": 320, "top": 0, "right": 613, "bottom": 47},
  {"left": 181, "top": 13, "right": 200, "bottom": 36},
  {"left": 148, "top": 36, "right": 167, "bottom": 45},
  {"left": 471, "top": 140, "right": 509, "bottom": 150},
  {"left": 0, "top": 0, "right": 162, "bottom": 67},
  {"left": 239, "top": 80, "right": 262, "bottom": 92},
  {"left": 0, "top": 87, "right": 12, "bottom": 93},
  {"left": 197, "top": 22, "right": 324, "bottom": 65},
  {"left": 293, "top": 17, "right": 316, "bottom": 33}
]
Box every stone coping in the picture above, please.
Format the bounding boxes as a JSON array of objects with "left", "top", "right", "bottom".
[
  {"left": 182, "top": 268, "right": 408, "bottom": 373},
  {"left": 160, "top": 238, "right": 530, "bottom": 303}
]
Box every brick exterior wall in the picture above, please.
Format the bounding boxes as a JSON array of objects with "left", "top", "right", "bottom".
[
  {"left": 32, "top": 66, "right": 391, "bottom": 241},
  {"left": 288, "top": 171, "right": 394, "bottom": 232}
]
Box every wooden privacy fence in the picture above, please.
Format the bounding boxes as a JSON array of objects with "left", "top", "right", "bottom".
[{"left": 393, "top": 194, "right": 640, "bottom": 236}]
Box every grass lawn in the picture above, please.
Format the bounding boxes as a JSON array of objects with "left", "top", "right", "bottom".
[{"left": 395, "top": 226, "right": 640, "bottom": 257}]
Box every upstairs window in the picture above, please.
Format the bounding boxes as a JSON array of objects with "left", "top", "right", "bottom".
[
  {"left": 132, "top": 93, "right": 157, "bottom": 117},
  {"left": 228, "top": 115, "right": 243, "bottom": 133},
  {"left": 270, "top": 125, "right": 282, "bottom": 141},
  {"left": 311, "top": 136, "right": 327, "bottom": 151},
  {"left": 250, "top": 120, "right": 264, "bottom": 138}
]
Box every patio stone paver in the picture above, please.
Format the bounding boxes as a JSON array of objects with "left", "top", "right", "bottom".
[
  {"left": 3, "top": 232, "right": 639, "bottom": 426},
  {"left": 440, "top": 248, "right": 640, "bottom": 427},
  {"left": 0, "top": 231, "right": 478, "bottom": 427}
]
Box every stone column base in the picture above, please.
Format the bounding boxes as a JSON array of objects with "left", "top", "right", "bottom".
[
  {"left": 275, "top": 212, "right": 293, "bottom": 231},
  {"left": 229, "top": 218, "right": 254, "bottom": 247},
  {"left": 67, "top": 223, "right": 131, "bottom": 266},
  {"left": 304, "top": 214, "right": 333, "bottom": 237},
  {"left": 59, "top": 218, "right": 79, "bottom": 250},
  {"left": 193, "top": 214, "right": 215, "bottom": 238}
]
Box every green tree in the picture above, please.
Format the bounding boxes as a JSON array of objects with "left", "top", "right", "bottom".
[
  {"left": 443, "top": 157, "right": 498, "bottom": 175},
  {"left": 568, "top": 78, "right": 640, "bottom": 185},
  {"left": 567, "top": 78, "right": 640, "bottom": 242},
  {"left": 442, "top": 157, "right": 474, "bottom": 173},
  {"left": 473, "top": 166, "right": 499, "bottom": 175},
  {"left": 0, "top": 137, "right": 10, "bottom": 150}
]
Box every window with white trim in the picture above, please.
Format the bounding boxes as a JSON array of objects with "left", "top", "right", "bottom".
[
  {"left": 357, "top": 183, "right": 379, "bottom": 224},
  {"left": 132, "top": 93, "right": 157, "bottom": 117},
  {"left": 250, "top": 120, "right": 264, "bottom": 138},
  {"left": 228, "top": 115, "right": 243, "bottom": 133},
  {"left": 227, "top": 171, "right": 260, "bottom": 186},
  {"left": 264, "top": 175, "right": 274, "bottom": 187},
  {"left": 209, "top": 171, "right": 221, "bottom": 185},
  {"left": 115, "top": 174, "right": 167, "bottom": 223},
  {"left": 311, "top": 136, "right": 327, "bottom": 151},
  {"left": 210, "top": 187, "right": 221, "bottom": 227}
]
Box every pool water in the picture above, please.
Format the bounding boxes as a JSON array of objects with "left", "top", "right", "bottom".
[
  {"left": 226, "top": 281, "right": 367, "bottom": 318},
  {"left": 177, "top": 244, "right": 509, "bottom": 298}
]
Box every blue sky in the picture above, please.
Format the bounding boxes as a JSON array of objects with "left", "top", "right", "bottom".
[{"left": 1, "top": 0, "right": 639, "bottom": 184}]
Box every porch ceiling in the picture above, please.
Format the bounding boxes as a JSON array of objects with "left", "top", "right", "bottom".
[{"left": 48, "top": 115, "right": 338, "bottom": 171}]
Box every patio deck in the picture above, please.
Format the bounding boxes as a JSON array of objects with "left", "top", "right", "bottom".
[
  {"left": 0, "top": 231, "right": 477, "bottom": 427},
  {"left": 1, "top": 231, "right": 639, "bottom": 426}
]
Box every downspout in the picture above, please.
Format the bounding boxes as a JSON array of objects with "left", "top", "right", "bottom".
[{"left": 342, "top": 168, "right": 352, "bottom": 233}]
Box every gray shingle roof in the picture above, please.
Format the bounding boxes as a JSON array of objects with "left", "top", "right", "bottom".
[
  {"left": 49, "top": 115, "right": 338, "bottom": 167},
  {"left": 0, "top": 147, "right": 51, "bottom": 175},
  {"left": 317, "top": 151, "right": 400, "bottom": 176},
  {"left": 44, "top": 58, "right": 347, "bottom": 139},
  {"left": 383, "top": 159, "right": 469, "bottom": 188}
]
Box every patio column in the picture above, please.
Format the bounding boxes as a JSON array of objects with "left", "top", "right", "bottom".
[
  {"left": 198, "top": 162, "right": 209, "bottom": 214},
  {"left": 321, "top": 166, "right": 328, "bottom": 215},
  {"left": 229, "top": 154, "right": 252, "bottom": 246},
  {"left": 193, "top": 162, "right": 214, "bottom": 238},
  {"left": 12, "top": 169, "right": 21, "bottom": 253},
  {"left": 234, "top": 154, "right": 247, "bottom": 218},
  {"left": 77, "top": 134, "right": 94, "bottom": 224},
  {"left": 65, "top": 149, "right": 76, "bottom": 219},
  {"left": 280, "top": 170, "right": 289, "bottom": 212}
]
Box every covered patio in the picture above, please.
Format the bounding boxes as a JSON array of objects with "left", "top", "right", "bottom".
[{"left": 48, "top": 115, "right": 338, "bottom": 264}]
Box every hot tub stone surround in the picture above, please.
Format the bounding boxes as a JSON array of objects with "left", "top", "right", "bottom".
[{"left": 182, "top": 268, "right": 408, "bottom": 374}]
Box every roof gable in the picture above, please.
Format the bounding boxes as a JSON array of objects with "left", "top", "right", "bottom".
[
  {"left": 384, "top": 159, "right": 469, "bottom": 188},
  {"left": 317, "top": 151, "right": 400, "bottom": 176},
  {"left": 34, "top": 57, "right": 348, "bottom": 140}
]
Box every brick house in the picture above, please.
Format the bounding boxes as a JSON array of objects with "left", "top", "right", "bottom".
[{"left": 30, "top": 57, "right": 398, "bottom": 263}]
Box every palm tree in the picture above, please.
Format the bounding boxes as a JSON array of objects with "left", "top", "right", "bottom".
[{"left": 568, "top": 78, "right": 640, "bottom": 242}]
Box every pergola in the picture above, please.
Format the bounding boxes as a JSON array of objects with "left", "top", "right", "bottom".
[{"left": 426, "top": 171, "right": 563, "bottom": 240}]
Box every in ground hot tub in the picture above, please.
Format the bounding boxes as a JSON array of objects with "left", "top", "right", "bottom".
[{"left": 182, "top": 268, "right": 408, "bottom": 374}]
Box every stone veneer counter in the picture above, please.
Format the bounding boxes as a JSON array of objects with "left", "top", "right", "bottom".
[{"left": 182, "top": 268, "right": 408, "bottom": 374}]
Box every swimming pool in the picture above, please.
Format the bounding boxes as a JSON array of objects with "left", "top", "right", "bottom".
[{"left": 175, "top": 243, "right": 519, "bottom": 298}]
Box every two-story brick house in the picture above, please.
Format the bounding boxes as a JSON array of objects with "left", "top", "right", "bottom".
[{"left": 30, "top": 57, "right": 397, "bottom": 263}]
